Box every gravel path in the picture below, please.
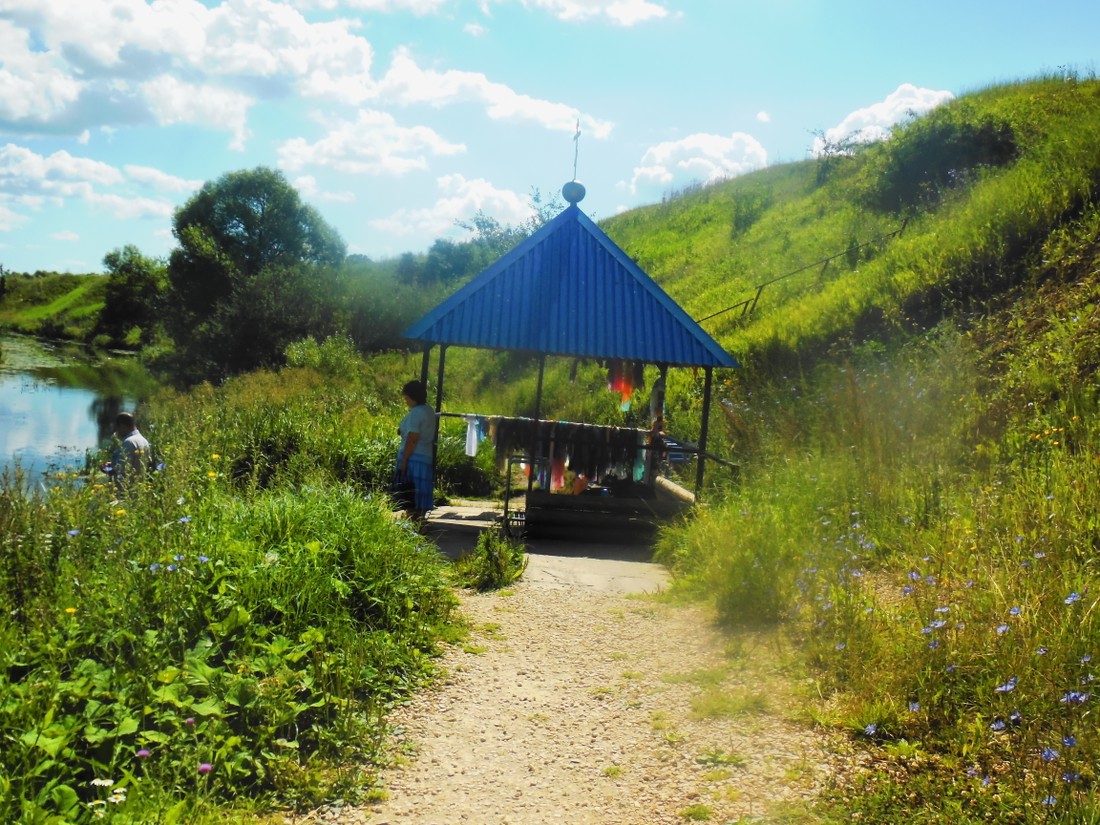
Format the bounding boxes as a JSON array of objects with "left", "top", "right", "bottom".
[{"left": 291, "top": 519, "right": 846, "bottom": 824}]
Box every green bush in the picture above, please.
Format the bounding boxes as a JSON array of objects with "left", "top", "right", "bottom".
[{"left": 451, "top": 526, "right": 528, "bottom": 591}]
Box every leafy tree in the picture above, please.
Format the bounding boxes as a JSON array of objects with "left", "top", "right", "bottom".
[
  {"left": 343, "top": 256, "right": 436, "bottom": 350},
  {"left": 96, "top": 245, "right": 167, "bottom": 347},
  {"left": 163, "top": 167, "right": 347, "bottom": 382}
]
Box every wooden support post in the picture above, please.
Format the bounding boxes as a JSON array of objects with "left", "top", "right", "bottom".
[
  {"left": 434, "top": 345, "right": 447, "bottom": 414},
  {"left": 528, "top": 354, "right": 546, "bottom": 495},
  {"left": 420, "top": 346, "right": 431, "bottom": 388},
  {"left": 431, "top": 346, "right": 447, "bottom": 488},
  {"left": 694, "top": 367, "right": 713, "bottom": 499},
  {"left": 534, "top": 354, "right": 546, "bottom": 422}
]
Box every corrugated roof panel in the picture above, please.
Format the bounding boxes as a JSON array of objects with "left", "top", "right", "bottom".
[{"left": 403, "top": 203, "right": 739, "bottom": 368}]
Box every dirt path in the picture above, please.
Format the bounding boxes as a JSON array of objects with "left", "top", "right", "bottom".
[{"left": 302, "top": 514, "right": 846, "bottom": 824}]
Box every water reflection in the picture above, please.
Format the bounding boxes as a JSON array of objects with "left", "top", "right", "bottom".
[{"left": 0, "top": 334, "right": 147, "bottom": 485}]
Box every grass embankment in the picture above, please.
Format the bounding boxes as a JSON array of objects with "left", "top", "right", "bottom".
[{"left": 0, "top": 273, "right": 104, "bottom": 341}]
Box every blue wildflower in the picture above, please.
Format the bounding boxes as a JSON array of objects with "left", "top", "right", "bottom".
[
  {"left": 835, "top": 642, "right": 846, "bottom": 651},
  {"left": 996, "top": 624, "right": 1010, "bottom": 635},
  {"left": 173, "top": 554, "right": 185, "bottom": 562},
  {"left": 178, "top": 516, "right": 191, "bottom": 524},
  {"left": 1063, "top": 771, "right": 1081, "bottom": 783},
  {"left": 1082, "top": 654, "right": 1092, "bottom": 664},
  {"left": 908, "top": 701, "right": 920, "bottom": 712},
  {"left": 67, "top": 529, "right": 80, "bottom": 537},
  {"left": 931, "top": 620, "right": 947, "bottom": 629},
  {"left": 994, "top": 677, "right": 1018, "bottom": 693},
  {"left": 1063, "top": 734, "right": 1077, "bottom": 747},
  {"left": 1060, "top": 691, "right": 1090, "bottom": 706},
  {"left": 990, "top": 719, "right": 1006, "bottom": 731},
  {"left": 149, "top": 563, "right": 161, "bottom": 572},
  {"left": 928, "top": 640, "right": 940, "bottom": 649},
  {"left": 902, "top": 585, "right": 915, "bottom": 596},
  {"left": 864, "top": 723, "right": 877, "bottom": 736},
  {"left": 1042, "top": 747, "right": 1059, "bottom": 761},
  {"left": 1065, "top": 592, "right": 1082, "bottom": 605},
  {"left": 1042, "top": 795, "right": 1057, "bottom": 807},
  {"left": 198, "top": 555, "right": 210, "bottom": 563},
  {"left": 1037, "top": 646, "right": 1049, "bottom": 655},
  {"left": 934, "top": 606, "right": 950, "bottom": 614},
  {"left": 909, "top": 571, "right": 921, "bottom": 581},
  {"left": 167, "top": 564, "right": 178, "bottom": 572},
  {"left": 1009, "top": 606, "right": 1021, "bottom": 616}
]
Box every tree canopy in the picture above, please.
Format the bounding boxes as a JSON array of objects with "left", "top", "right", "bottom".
[{"left": 163, "top": 167, "right": 348, "bottom": 382}]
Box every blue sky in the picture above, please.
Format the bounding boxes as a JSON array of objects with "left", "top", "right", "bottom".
[{"left": 0, "top": 0, "right": 1097, "bottom": 275}]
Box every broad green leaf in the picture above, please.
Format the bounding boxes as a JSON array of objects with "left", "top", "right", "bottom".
[{"left": 189, "top": 698, "right": 223, "bottom": 717}]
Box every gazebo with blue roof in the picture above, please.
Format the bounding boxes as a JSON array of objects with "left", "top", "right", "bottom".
[{"left": 403, "top": 180, "right": 739, "bottom": 531}]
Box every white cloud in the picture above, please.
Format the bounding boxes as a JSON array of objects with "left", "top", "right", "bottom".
[
  {"left": 124, "top": 165, "right": 203, "bottom": 193},
  {"left": 756, "top": 111, "right": 770, "bottom": 123},
  {"left": 50, "top": 229, "right": 79, "bottom": 241},
  {"left": 628, "top": 131, "right": 767, "bottom": 196},
  {"left": 519, "top": 0, "right": 671, "bottom": 26},
  {"left": 140, "top": 75, "right": 253, "bottom": 151},
  {"left": 813, "top": 83, "right": 955, "bottom": 155},
  {"left": 464, "top": 22, "right": 488, "bottom": 36},
  {"left": 86, "top": 191, "right": 174, "bottom": 221},
  {"left": 0, "top": 143, "right": 173, "bottom": 224},
  {"left": 300, "top": 0, "right": 448, "bottom": 10},
  {"left": 370, "top": 173, "right": 531, "bottom": 241},
  {"left": 0, "top": 0, "right": 375, "bottom": 138},
  {"left": 278, "top": 109, "right": 465, "bottom": 175},
  {"left": 377, "top": 48, "right": 613, "bottom": 138},
  {"left": 0, "top": 202, "right": 28, "bottom": 232},
  {"left": 292, "top": 174, "right": 355, "bottom": 202},
  {"left": 0, "top": 19, "right": 83, "bottom": 123},
  {"left": 0, "top": 144, "right": 123, "bottom": 188}
]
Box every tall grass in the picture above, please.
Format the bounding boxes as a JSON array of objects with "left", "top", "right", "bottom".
[
  {"left": 656, "top": 208, "right": 1100, "bottom": 819},
  {"left": 0, "top": 356, "right": 481, "bottom": 823}
]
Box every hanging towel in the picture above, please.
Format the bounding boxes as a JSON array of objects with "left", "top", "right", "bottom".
[{"left": 462, "top": 414, "right": 480, "bottom": 456}]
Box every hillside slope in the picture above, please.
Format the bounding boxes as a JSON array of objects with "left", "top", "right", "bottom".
[{"left": 603, "top": 73, "right": 1100, "bottom": 374}]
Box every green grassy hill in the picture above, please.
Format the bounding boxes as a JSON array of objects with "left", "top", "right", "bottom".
[
  {"left": 0, "top": 272, "right": 104, "bottom": 340},
  {"left": 602, "top": 74, "right": 1100, "bottom": 373}
]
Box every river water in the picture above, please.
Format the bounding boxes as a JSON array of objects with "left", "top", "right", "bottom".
[{"left": 0, "top": 333, "right": 150, "bottom": 488}]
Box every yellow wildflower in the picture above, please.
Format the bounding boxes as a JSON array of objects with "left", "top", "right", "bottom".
[{"left": 65, "top": 607, "right": 77, "bottom": 615}]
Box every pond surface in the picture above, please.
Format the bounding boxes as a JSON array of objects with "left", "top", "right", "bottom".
[{"left": 0, "top": 333, "right": 152, "bottom": 488}]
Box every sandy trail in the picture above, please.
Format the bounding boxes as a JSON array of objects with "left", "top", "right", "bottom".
[{"left": 300, "top": 508, "right": 845, "bottom": 825}]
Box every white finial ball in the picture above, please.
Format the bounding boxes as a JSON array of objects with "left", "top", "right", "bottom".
[{"left": 562, "top": 180, "right": 586, "bottom": 204}]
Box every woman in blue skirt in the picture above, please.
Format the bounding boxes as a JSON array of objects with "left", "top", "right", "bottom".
[{"left": 396, "top": 379, "right": 436, "bottom": 525}]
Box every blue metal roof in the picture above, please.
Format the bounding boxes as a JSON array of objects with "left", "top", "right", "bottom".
[{"left": 403, "top": 204, "right": 739, "bottom": 368}]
